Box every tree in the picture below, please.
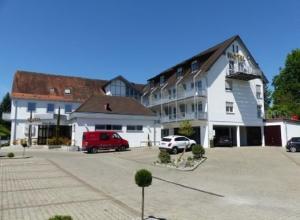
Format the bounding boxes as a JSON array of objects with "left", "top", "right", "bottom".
[
  {"left": 135, "top": 169, "right": 152, "bottom": 220},
  {"left": 178, "top": 120, "right": 194, "bottom": 138},
  {"left": 0, "top": 93, "right": 11, "bottom": 132},
  {"left": 263, "top": 83, "right": 272, "bottom": 112},
  {"left": 272, "top": 49, "right": 300, "bottom": 117}
]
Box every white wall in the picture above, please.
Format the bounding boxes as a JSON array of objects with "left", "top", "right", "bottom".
[
  {"left": 73, "top": 115, "right": 161, "bottom": 148},
  {"left": 10, "top": 98, "right": 81, "bottom": 143},
  {"left": 206, "top": 40, "right": 264, "bottom": 126}
]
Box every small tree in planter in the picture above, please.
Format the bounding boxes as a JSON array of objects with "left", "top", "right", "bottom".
[
  {"left": 135, "top": 169, "right": 152, "bottom": 220},
  {"left": 158, "top": 150, "right": 171, "bottom": 164},
  {"left": 192, "top": 145, "right": 205, "bottom": 159},
  {"left": 178, "top": 120, "right": 195, "bottom": 161}
]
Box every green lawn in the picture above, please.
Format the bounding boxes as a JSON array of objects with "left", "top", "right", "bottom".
[{"left": 0, "top": 124, "right": 10, "bottom": 137}]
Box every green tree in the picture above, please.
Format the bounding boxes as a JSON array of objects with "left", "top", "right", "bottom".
[
  {"left": 0, "top": 93, "right": 11, "bottom": 133},
  {"left": 178, "top": 120, "right": 194, "bottom": 138},
  {"left": 135, "top": 169, "right": 152, "bottom": 220},
  {"left": 263, "top": 83, "right": 272, "bottom": 112},
  {"left": 272, "top": 49, "right": 300, "bottom": 117}
]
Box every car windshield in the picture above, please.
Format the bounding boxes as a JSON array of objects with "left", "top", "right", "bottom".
[{"left": 162, "top": 138, "right": 171, "bottom": 142}]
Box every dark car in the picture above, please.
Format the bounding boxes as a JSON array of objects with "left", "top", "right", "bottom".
[
  {"left": 286, "top": 137, "right": 300, "bottom": 152},
  {"left": 215, "top": 136, "right": 232, "bottom": 147}
]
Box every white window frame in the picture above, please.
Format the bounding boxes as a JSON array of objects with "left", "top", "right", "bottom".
[
  {"left": 226, "top": 102, "right": 234, "bottom": 114},
  {"left": 256, "top": 85, "right": 262, "bottom": 99}
]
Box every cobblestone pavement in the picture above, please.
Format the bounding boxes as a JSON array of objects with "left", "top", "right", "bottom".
[{"left": 0, "top": 157, "right": 139, "bottom": 220}]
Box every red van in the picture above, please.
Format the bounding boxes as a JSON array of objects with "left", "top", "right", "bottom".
[{"left": 82, "top": 131, "right": 129, "bottom": 153}]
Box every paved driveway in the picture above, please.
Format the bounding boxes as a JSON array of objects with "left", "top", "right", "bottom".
[{"left": 1, "top": 146, "right": 300, "bottom": 220}]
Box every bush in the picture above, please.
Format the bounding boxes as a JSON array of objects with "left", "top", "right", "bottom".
[
  {"left": 158, "top": 150, "right": 171, "bottom": 164},
  {"left": 7, "top": 152, "right": 14, "bottom": 158},
  {"left": 48, "top": 215, "right": 73, "bottom": 220},
  {"left": 192, "top": 145, "right": 205, "bottom": 159},
  {"left": 48, "top": 137, "right": 71, "bottom": 146},
  {"left": 135, "top": 169, "right": 152, "bottom": 187}
]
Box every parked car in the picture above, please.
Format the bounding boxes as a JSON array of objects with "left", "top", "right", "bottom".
[
  {"left": 82, "top": 131, "right": 129, "bottom": 153},
  {"left": 159, "top": 135, "right": 196, "bottom": 154},
  {"left": 215, "top": 136, "right": 232, "bottom": 147},
  {"left": 286, "top": 137, "right": 300, "bottom": 152}
]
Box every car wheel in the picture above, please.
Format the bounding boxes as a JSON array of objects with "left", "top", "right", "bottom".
[
  {"left": 120, "top": 145, "right": 126, "bottom": 151},
  {"left": 172, "top": 147, "right": 178, "bottom": 154},
  {"left": 91, "top": 148, "right": 97, "bottom": 154},
  {"left": 290, "top": 146, "right": 297, "bottom": 153}
]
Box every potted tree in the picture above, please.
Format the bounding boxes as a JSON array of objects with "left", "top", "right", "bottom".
[{"left": 135, "top": 169, "right": 152, "bottom": 220}]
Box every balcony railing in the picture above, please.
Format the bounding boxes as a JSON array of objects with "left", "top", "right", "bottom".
[
  {"left": 226, "top": 65, "right": 261, "bottom": 81},
  {"left": 1, "top": 113, "right": 11, "bottom": 121},
  {"left": 160, "top": 111, "right": 207, "bottom": 123},
  {"left": 145, "top": 89, "right": 206, "bottom": 107}
]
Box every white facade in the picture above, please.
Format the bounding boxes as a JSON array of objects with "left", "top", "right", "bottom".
[
  {"left": 10, "top": 98, "right": 80, "bottom": 144},
  {"left": 143, "top": 39, "right": 265, "bottom": 148},
  {"left": 70, "top": 113, "right": 160, "bottom": 148}
]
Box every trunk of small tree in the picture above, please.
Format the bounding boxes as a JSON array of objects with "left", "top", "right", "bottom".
[{"left": 141, "top": 187, "right": 144, "bottom": 220}]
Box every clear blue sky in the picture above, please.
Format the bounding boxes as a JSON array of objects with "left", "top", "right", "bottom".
[{"left": 0, "top": 0, "right": 299, "bottom": 99}]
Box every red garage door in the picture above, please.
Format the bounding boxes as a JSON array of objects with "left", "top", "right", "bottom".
[{"left": 264, "top": 126, "right": 282, "bottom": 146}]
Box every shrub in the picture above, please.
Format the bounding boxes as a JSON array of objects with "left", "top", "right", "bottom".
[
  {"left": 48, "top": 215, "right": 73, "bottom": 220},
  {"left": 7, "top": 152, "right": 14, "bottom": 158},
  {"left": 192, "top": 145, "right": 205, "bottom": 159},
  {"left": 158, "top": 150, "right": 171, "bottom": 164},
  {"left": 48, "top": 137, "right": 71, "bottom": 146}
]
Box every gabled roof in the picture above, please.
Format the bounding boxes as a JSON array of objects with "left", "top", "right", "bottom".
[
  {"left": 11, "top": 70, "right": 145, "bottom": 102},
  {"left": 146, "top": 35, "right": 267, "bottom": 91},
  {"left": 102, "top": 75, "right": 145, "bottom": 94},
  {"left": 75, "top": 95, "right": 155, "bottom": 116}
]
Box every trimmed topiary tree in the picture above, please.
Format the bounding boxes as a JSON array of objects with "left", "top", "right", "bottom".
[
  {"left": 7, "top": 152, "right": 14, "bottom": 158},
  {"left": 192, "top": 145, "right": 205, "bottom": 159},
  {"left": 135, "top": 169, "right": 152, "bottom": 220},
  {"left": 48, "top": 215, "right": 73, "bottom": 220},
  {"left": 158, "top": 150, "right": 171, "bottom": 164}
]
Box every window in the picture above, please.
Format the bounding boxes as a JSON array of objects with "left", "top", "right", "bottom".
[
  {"left": 172, "top": 88, "right": 176, "bottom": 99},
  {"left": 229, "top": 60, "right": 235, "bottom": 74},
  {"left": 95, "top": 124, "right": 122, "bottom": 131},
  {"left": 191, "top": 82, "right": 194, "bottom": 89},
  {"left": 168, "top": 89, "right": 172, "bottom": 99},
  {"left": 160, "top": 75, "right": 165, "bottom": 85},
  {"left": 100, "top": 133, "right": 109, "bottom": 140},
  {"left": 161, "top": 129, "right": 169, "bottom": 137},
  {"left": 226, "top": 102, "right": 234, "bottom": 114},
  {"left": 191, "top": 103, "right": 195, "bottom": 112},
  {"left": 182, "top": 83, "right": 187, "bottom": 90},
  {"left": 127, "top": 125, "right": 143, "bottom": 131},
  {"left": 256, "top": 85, "right": 262, "bottom": 99},
  {"left": 225, "top": 80, "right": 232, "bottom": 91},
  {"left": 175, "top": 137, "right": 186, "bottom": 141},
  {"left": 238, "top": 62, "right": 244, "bottom": 72},
  {"left": 49, "top": 88, "right": 55, "bottom": 94},
  {"left": 176, "top": 67, "right": 183, "bottom": 78},
  {"left": 191, "top": 60, "right": 199, "bottom": 73},
  {"left": 198, "top": 101, "right": 203, "bottom": 112},
  {"left": 196, "top": 80, "right": 202, "bottom": 91},
  {"left": 65, "top": 104, "right": 72, "bottom": 113},
  {"left": 236, "top": 45, "right": 239, "bottom": 53},
  {"left": 112, "top": 133, "right": 121, "bottom": 139},
  {"left": 232, "top": 45, "right": 235, "bottom": 53},
  {"left": 27, "top": 102, "right": 36, "bottom": 112},
  {"left": 64, "top": 88, "right": 71, "bottom": 95},
  {"left": 47, "top": 103, "right": 55, "bottom": 113},
  {"left": 257, "top": 105, "right": 262, "bottom": 118}
]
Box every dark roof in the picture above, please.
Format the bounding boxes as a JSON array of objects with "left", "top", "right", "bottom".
[
  {"left": 12, "top": 70, "right": 145, "bottom": 102},
  {"left": 146, "top": 35, "right": 267, "bottom": 90},
  {"left": 75, "top": 95, "right": 155, "bottom": 116}
]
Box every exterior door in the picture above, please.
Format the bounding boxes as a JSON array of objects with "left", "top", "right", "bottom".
[{"left": 264, "top": 126, "right": 282, "bottom": 146}]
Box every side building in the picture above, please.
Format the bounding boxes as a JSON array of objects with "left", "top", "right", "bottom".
[
  {"left": 7, "top": 70, "right": 160, "bottom": 148},
  {"left": 142, "top": 35, "right": 266, "bottom": 148}
]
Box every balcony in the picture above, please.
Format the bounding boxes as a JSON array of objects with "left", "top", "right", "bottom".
[
  {"left": 161, "top": 111, "right": 207, "bottom": 123},
  {"left": 145, "top": 89, "right": 206, "bottom": 107},
  {"left": 226, "top": 66, "right": 261, "bottom": 81},
  {"left": 1, "top": 113, "right": 11, "bottom": 121}
]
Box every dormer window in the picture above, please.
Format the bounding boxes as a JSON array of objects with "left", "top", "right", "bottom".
[
  {"left": 191, "top": 60, "right": 199, "bottom": 73},
  {"left": 49, "top": 88, "right": 55, "bottom": 94},
  {"left": 176, "top": 67, "right": 183, "bottom": 78},
  {"left": 64, "top": 88, "right": 71, "bottom": 95},
  {"left": 160, "top": 75, "right": 165, "bottom": 85}
]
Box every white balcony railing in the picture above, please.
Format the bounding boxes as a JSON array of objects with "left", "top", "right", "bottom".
[
  {"left": 160, "top": 111, "right": 207, "bottom": 123},
  {"left": 227, "top": 65, "right": 261, "bottom": 76},
  {"left": 1, "top": 113, "right": 11, "bottom": 121},
  {"left": 145, "top": 89, "right": 207, "bottom": 107}
]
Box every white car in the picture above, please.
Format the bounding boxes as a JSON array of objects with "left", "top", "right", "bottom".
[{"left": 159, "top": 135, "right": 197, "bottom": 154}]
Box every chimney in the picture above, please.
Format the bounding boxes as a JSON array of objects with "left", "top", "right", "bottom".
[{"left": 105, "top": 103, "right": 112, "bottom": 111}]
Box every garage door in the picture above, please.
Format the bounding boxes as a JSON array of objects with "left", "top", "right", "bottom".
[{"left": 264, "top": 126, "right": 282, "bottom": 146}]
